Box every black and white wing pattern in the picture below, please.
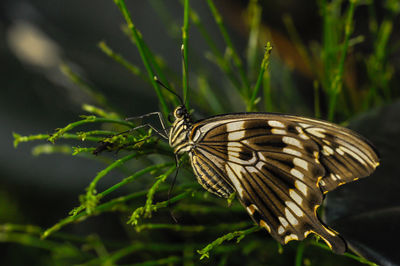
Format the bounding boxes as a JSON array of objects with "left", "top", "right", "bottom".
[
  {"left": 167, "top": 106, "right": 379, "bottom": 254},
  {"left": 183, "top": 113, "right": 379, "bottom": 254},
  {"left": 284, "top": 116, "right": 380, "bottom": 193}
]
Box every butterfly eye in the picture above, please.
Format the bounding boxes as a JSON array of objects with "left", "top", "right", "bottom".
[{"left": 174, "top": 106, "right": 185, "bottom": 118}]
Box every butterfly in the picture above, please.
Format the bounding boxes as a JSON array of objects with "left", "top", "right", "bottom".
[{"left": 166, "top": 104, "right": 379, "bottom": 254}]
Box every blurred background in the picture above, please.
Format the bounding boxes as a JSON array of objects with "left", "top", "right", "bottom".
[{"left": 1, "top": 0, "right": 399, "bottom": 265}]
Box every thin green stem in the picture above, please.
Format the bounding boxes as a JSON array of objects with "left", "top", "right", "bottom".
[
  {"left": 13, "top": 132, "right": 102, "bottom": 148},
  {"left": 48, "top": 116, "right": 133, "bottom": 143},
  {"left": 327, "top": 0, "right": 357, "bottom": 121},
  {"left": 295, "top": 241, "right": 305, "bottom": 266},
  {"left": 114, "top": 0, "right": 170, "bottom": 117},
  {"left": 246, "top": 0, "right": 262, "bottom": 80},
  {"left": 98, "top": 41, "right": 149, "bottom": 83},
  {"left": 84, "top": 151, "right": 152, "bottom": 214},
  {"left": 101, "top": 162, "right": 174, "bottom": 197},
  {"left": 84, "top": 242, "right": 186, "bottom": 265},
  {"left": 144, "top": 164, "right": 177, "bottom": 217},
  {"left": 197, "top": 225, "right": 260, "bottom": 260},
  {"left": 60, "top": 63, "right": 112, "bottom": 111},
  {"left": 248, "top": 43, "right": 272, "bottom": 111},
  {"left": 310, "top": 242, "right": 378, "bottom": 266},
  {"left": 206, "top": 0, "right": 251, "bottom": 97},
  {"left": 128, "top": 189, "right": 193, "bottom": 225},
  {"left": 135, "top": 221, "right": 251, "bottom": 233},
  {"left": 42, "top": 187, "right": 161, "bottom": 239},
  {"left": 187, "top": 6, "right": 242, "bottom": 93},
  {"left": 182, "top": 0, "right": 190, "bottom": 107}
]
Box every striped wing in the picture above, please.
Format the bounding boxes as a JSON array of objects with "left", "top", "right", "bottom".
[
  {"left": 188, "top": 113, "right": 379, "bottom": 254},
  {"left": 288, "top": 117, "right": 380, "bottom": 193}
]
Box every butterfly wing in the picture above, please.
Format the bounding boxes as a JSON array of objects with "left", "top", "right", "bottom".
[
  {"left": 188, "top": 113, "right": 379, "bottom": 254},
  {"left": 285, "top": 116, "right": 380, "bottom": 193}
]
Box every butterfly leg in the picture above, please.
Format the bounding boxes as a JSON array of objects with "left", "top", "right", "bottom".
[{"left": 125, "top": 112, "right": 168, "bottom": 139}]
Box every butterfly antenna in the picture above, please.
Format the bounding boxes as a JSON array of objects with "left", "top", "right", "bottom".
[
  {"left": 153, "top": 76, "right": 184, "bottom": 106},
  {"left": 167, "top": 154, "right": 181, "bottom": 223}
]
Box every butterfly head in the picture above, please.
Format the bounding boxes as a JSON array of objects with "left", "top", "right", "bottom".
[{"left": 169, "top": 105, "right": 192, "bottom": 154}]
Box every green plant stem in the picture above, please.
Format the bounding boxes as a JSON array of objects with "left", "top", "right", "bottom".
[
  {"left": 187, "top": 7, "right": 242, "bottom": 94},
  {"left": 60, "top": 63, "right": 113, "bottom": 111},
  {"left": 197, "top": 225, "right": 260, "bottom": 259},
  {"left": 85, "top": 242, "right": 186, "bottom": 265},
  {"left": 144, "top": 164, "right": 177, "bottom": 217},
  {"left": 310, "top": 242, "right": 378, "bottom": 266},
  {"left": 48, "top": 116, "right": 133, "bottom": 143},
  {"left": 182, "top": 0, "right": 190, "bottom": 107},
  {"left": 98, "top": 41, "right": 149, "bottom": 83},
  {"left": 102, "top": 162, "right": 174, "bottom": 197},
  {"left": 246, "top": 0, "right": 262, "bottom": 80},
  {"left": 114, "top": 0, "right": 170, "bottom": 117},
  {"left": 295, "top": 241, "right": 305, "bottom": 266},
  {"left": 206, "top": 0, "right": 251, "bottom": 97},
  {"left": 327, "top": 0, "right": 357, "bottom": 121},
  {"left": 42, "top": 187, "right": 157, "bottom": 239},
  {"left": 135, "top": 221, "right": 251, "bottom": 233},
  {"left": 248, "top": 43, "right": 272, "bottom": 111},
  {"left": 84, "top": 151, "right": 151, "bottom": 214},
  {"left": 128, "top": 189, "right": 193, "bottom": 225},
  {"left": 82, "top": 104, "right": 119, "bottom": 119},
  {"left": 13, "top": 132, "right": 102, "bottom": 148}
]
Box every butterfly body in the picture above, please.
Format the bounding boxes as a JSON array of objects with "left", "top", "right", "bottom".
[{"left": 168, "top": 105, "right": 379, "bottom": 254}]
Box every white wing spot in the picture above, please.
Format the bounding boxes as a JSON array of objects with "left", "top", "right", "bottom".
[
  {"left": 290, "top": 168, "right": 304, "bottom": 180},
  {"left": 226, "top": 121, "right": 245, "bottom": 141},
  {"left": 284, "top": 234, "right": 299, "bottom": 244},
  {"left": 226, "top": 121, "right": 245, "bottom": 131},
  {"left": 304, "top": 230, "right": 313, "bottom": 238},
  {"left": 260, "top": 220, "right": 271, "bottom": 233},
  {"left": 246, "top": 204, "right": 259, "bottom": 215},
  {"left": 299, "top": 133, "right": 310, "bottom": 140},
  {"left": 295, "top": 181, "right": 308, "bottom": 196},
  {"left": 283, "top": 148, "right": 302, "bottom": 157},
  {"left": 323, "top": 139, "right": 331, "bottom": 145},
  {"left": 336, "top": 147, "right": 345, "bottom": 155},
  {"left": 278, "top": 226, "right": 285, "bottom": 235},
  {"left": 225, "top": 163, "right": 244, "bottom": 197},
  {"left": 286, "top": 201, "right": 304, "bottom": 217},
  {"left": 258, "top": 152, "right": 267, "bottom": 161},
  {"left": 330, "top": 173, "right": 337, "bottom": 180},
  {"left": 307, "top": 127, "right": 326, "bottom": 138},
  {"left": 227, "top": 143, "right": 242, "bottom": 152},
  {"left": 282, "top": 136, "right": 303, "bottom": 148},
  {"left": 246, "top": 166, "right": 258, "bottom": 173},
  {"left": 322, "top": 145, "right": 334, "bottom": 156},
  {"left": 293, "top": 158, "right": 309, "bottom": 170},
  {"left": 285, "top": 208, "right": 299, "bottom": 225},
  {"left": 289, "top": 189, "right": 303, "bottom": 205},
  {"left": 340, "top": 146, "right": 367, "bottom": 165},
  {"left": 279, "top": 216, "right": 289, "bottom": 227},
  {"left": 228, "top": 131, "right": 245, "bottom": 141},
  {"left": 320, "top": 180, "right": 326, "bottom": 186},
  {"left": 298, "top": 123, "right": 312, "bottom": 128},
  {"left": 271, "top": 128, "right": 287, "bottom": 135},
  {"left": 192, "top": 129, "right": 201, "bottom": 142},
  {"left": 255, "top": 161, "right": 264, "bottom": 170},
  {"left": 268, "top": 120, "right": 285, "bottom": 128}
]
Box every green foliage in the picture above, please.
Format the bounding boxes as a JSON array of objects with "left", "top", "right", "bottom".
[{"left": 7, "top": 0, "right": 398, "bottom": 264}]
